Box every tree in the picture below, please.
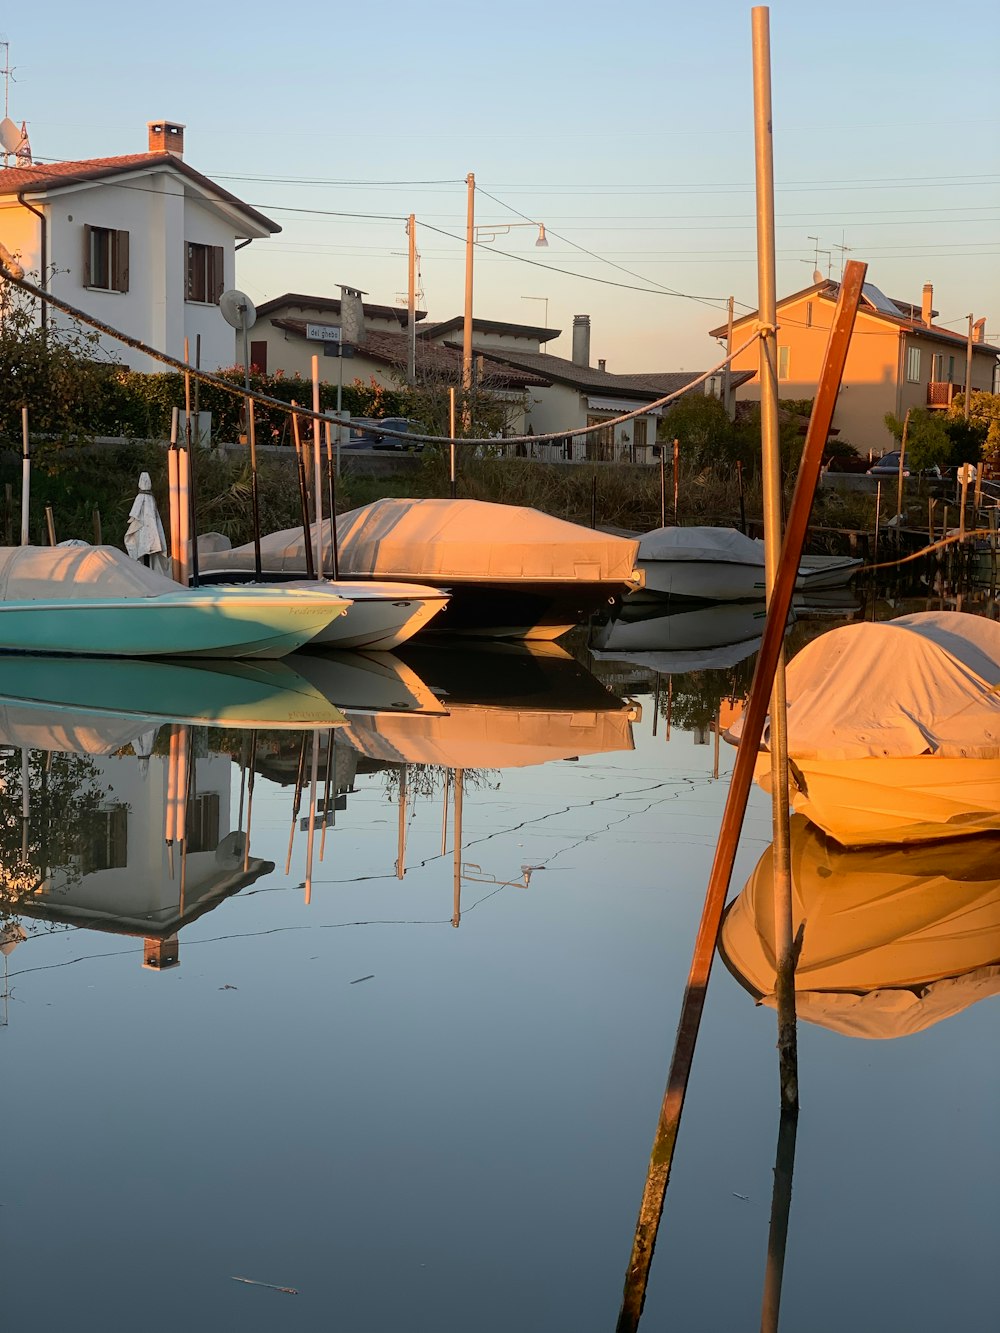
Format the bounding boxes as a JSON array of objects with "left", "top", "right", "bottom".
[
  {"left": 949, "top": 391, "right": 1000, "bottom": 465},
  {"left": 883, "top": 408, "right": 951, "bottom": 472}
]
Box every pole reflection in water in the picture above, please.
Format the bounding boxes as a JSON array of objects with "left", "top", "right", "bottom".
[{"left": 760, "top": 1108, "right": 798, "bottom": 1333}]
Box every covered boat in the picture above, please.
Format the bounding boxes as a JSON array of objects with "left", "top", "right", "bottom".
[
  {"left": 0, "top": 545, "right": 350, "bottom": 659},
  {"left": 730, "top": 610, "right": 1000, "bottom": 846},
  {"left": 720, "top": 816, "right": 1000, "bottom": 1039},
  {"left": 590, "top": 600, "right": 770, "bottom": 673},
  {"left": 207, "top": 500, "right": 642, "bottom": 639},
  {"left": 637, "top": 525, "right": 860, "bottom": 602}
]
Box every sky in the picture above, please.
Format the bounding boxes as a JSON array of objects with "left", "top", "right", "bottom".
[{"left": 3, "top": 0, "right": 997, "bottom": 373}]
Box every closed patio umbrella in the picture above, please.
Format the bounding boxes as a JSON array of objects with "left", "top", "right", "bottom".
[{"left": 124, "top": 472, "right": 168, "bottom": 572}]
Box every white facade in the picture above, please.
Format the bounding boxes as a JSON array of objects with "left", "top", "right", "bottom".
[{"left": 0, "top": 162, "right": 275, "bottom": 372}]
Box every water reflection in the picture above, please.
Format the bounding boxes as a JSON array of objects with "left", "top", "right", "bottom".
[{"left": 721, "top": 815, "right": 1000, "bottom": 1038}]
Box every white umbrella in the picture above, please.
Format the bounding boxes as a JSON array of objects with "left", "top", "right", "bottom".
[{"left": 125, "top": 472, "right": 169, "bottom": 572}]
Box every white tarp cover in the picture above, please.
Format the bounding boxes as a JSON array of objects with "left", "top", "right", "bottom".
[
  {"left": 720, "top": 816, "right": 1000, "bottom": 1039},
  {"left": 639, "top": 525, "right": 766, "bottom": 566},
  {"left": 730, "top": 611, "right": 1000, "bottom": 760},
  {"left": 217, "top": 501, "right": 638, "bottom": 584},
  {"left": 0, "top": 545, "right": 182, "bottom": 602},
  {"left": 340, "top": 704, "right": 635, "bottom": 769},
  {"left": 124, "top": 472, "right": 167, "bottom": 561},
  {"left": 0, "top": 704, "right": 149, "bottom": 755}
]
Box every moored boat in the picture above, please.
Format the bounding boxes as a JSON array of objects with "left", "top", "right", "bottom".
[
  {"left": 637, "top": 525, "right": 860, "bottom": 601},
  {"left": 205, "top": 499, "right": 642, "bottom": 640},
  {"left": 729, "top": 610, "right": 1000, "bottom": 846},
  {"left": 0, "top": 545, "right": 350, "bottom": 659}
]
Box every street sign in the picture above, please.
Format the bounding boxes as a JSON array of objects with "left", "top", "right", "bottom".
[{"left": 306, "top": 323, "right": 342, "bottom": 343}]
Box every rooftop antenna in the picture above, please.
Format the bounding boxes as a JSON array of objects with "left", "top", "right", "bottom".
[
  {"left": 0, "top": 41, "right": 16, "bottom": 166},
  {"left": 833, "top": 239, "right": 852, "bottom": 280}
]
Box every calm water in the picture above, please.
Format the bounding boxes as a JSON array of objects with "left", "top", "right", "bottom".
[{"left": 1, "top": 587, "right": 997, "bottom": 1332}]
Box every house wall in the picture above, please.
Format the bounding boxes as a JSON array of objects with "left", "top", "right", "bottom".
[
  {"left": 6, "top": 170, "right": 247, "bottom": 372},
  {"left": 0, "top": 200, "right": 41, "bottom": 276},
  {"left": 726, "top": 294, "right": 999, "bottom": 456},
  {"left": 523, "top": 382, "right": 656, "bottom": 462}
]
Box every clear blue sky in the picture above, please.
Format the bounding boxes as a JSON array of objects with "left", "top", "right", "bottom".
[{"left": 5, "top": 0, "right": 997, "bottom": 371}]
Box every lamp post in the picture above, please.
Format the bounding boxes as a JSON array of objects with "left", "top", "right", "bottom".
[{"left": 461, "top": 175, "right": 547, "bottom": 427}]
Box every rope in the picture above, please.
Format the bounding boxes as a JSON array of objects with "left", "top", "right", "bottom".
[
  {"left": 0, "top": 260, "right": 759, "bottom": 448},
  {"left": 861, "top": 526, "right": 997, "bottom": 571}
]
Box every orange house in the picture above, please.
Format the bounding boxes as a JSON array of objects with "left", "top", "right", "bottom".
[{"left": 710, "top": 280, "right": 999, "bottom": 457}]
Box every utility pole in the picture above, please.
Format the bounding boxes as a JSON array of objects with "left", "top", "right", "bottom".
[
  {"left": 723, "top": 295, "right": 735, "bottom": 419},
  {"left": 463, "top": 172, "right": 475, "bottom": 431},
  {"left": 407, "top": 214, "right": 417, "bottom": 385},
  {"left": 965, "top": 313, "right": 974, "bottom": 421}
]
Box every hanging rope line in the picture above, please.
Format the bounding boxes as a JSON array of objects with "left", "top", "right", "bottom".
[{"left": 0, "top": 259, "right": 759, "bottom": 449}]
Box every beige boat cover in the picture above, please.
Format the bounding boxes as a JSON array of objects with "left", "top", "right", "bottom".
[
  {"left": 214, "top": 500, "right": 638, "bottom": 583},
  {"left": 341, "top": 704, "right": 635, "bottom": 769},
  {"left": 720, "top": 816, "right": 1000, "bottom": 1039},
  {"left": 0, "top": 545, "right": 182, "bottom": 601},
  {"left": 0, "top": 703, "right": 148, "bottom": 755},
  {"left": 730, "top": 610, "right": 1000, "bottom": 760}
]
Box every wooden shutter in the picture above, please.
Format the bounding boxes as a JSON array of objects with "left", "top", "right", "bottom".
[
  {"left": 113, "top": 229, "right": 130, "bottom": 293},
  {"left": 250, "top": 340, "right": 267, "bottom": 374},
  {"left": 82, "top": 224, "right": 93, "bottom": 287},
  {"left": 209, "top": 245, "right": 224, "bottom": 304}
]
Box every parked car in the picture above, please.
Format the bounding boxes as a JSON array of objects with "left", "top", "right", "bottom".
[
  {"left": 370, "top": 417, "right": 426, "bottom": 451},
  {"left": 866, "top": 451, "right": 941, "bottom": 479}
]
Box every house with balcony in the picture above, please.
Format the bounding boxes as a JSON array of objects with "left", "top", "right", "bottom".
[
  {"left": 711, "top": 279, "right": 999, "bottom": 456},
  {"left": 0, "top": 120, "right": 280, "bottom": 372}
]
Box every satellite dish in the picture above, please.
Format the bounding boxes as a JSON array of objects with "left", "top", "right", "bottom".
[
  {"left": 219, "top": 289, "right": 257, "bottom": 332},
  {"left": 0, "top": 117, "right": 22, "bottom": 154}
]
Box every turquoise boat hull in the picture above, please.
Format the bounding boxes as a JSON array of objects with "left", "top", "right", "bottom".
[{"left": 0, "top": 586, "right": 350, "bottom": 659}]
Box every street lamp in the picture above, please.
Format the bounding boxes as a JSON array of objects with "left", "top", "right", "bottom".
[{"left": 463, "top": 171, "right": 547, "bottom": 400}]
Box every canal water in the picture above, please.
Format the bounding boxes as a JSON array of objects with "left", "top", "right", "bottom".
[{"left": 1, "top": 586, "right": 997, "bottom": 1332}]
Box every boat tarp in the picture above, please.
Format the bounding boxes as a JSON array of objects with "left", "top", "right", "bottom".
[
  {"left": 730, "top": 611, "right": 1000, "bottom": 760},
  {"left": 720, "top": 816, "right": 1000, "bottom": 1039},
  {"left": 233, "top": 500, "right": 637, "bottom": 583},
  {"left": 340, "top": 704, "right": 635, "bottom": 769},
  {"left": 0, "top": 704, "right": 151, "bottom": 755},
  {"left": 0, "top": 545, "right": 182, "bottom": 601},
  {"left": 638, "top": 525, "right": 766, "bottom": 566}
]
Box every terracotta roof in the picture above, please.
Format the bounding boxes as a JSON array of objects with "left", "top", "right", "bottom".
[
  {"left": 0, "top": 153, "right": 280, "bottom": 234},
  {"left": 712, "top": 280, "right": 998, "bottom": 354},
  {"left": 257, "top": 292, "right": 426, "bottom": 323},
  {"left": 444, "top": 343, "right": 751, "bottom": 400},
  {"left": 418, "top": 315, "right": 560, "bottom": 343},
  {"left": 270, "top": 320, "right": 548, "bottom": 389}
]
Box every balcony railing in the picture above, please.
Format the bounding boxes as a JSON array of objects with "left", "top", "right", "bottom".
[{"left": 927, "top": 381, "right": 963, "bottom": 407}]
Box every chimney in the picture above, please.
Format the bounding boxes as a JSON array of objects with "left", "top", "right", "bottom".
[
  {"left": 974, "top": 317, "right": 987, "bottom": 344},
  {"left": 147, "top": 120, "right": 186, "bottom": 157},
  {"left": 339, "top": 284, "right": 366, "bottom": 344},
  {"left": 598, "top": 358, "right": 607, "bottom": 373},
  {"left": 921, "top": 282, "right": 933, "bottom": 326},
  {"left": 572, "top": 314, "right": 591, "bottom": 368}
]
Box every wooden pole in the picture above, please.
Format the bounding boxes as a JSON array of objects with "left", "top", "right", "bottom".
[
  {"left": 290, "top": 404, "right": 316, "bottom": 581},
  {"left": 441, "top": 770, "right": 451, "bottom": 855},
  {"left": 752, "top": 1, "right": 796, "bottom": 1113},
  {"left": 167, "top": 407, "right": 182, "bottom": 583},
  {"left": 242, "top": 730, "right": 258, "bottom": 874},
  {"left": 659, "top": 446, "right": 666, "bottom": 528},
  {"left": 615, "top": 260, "right": 866, "bottom": 1333},
  {"left": 737, "top": 459, "right": 747, "bottom": 534},
  {"left": 396, "top": 766, "right": 408, "bottom": 880},
  {"left": 449, "top": 387, "right": 457, "bottom": 499},
  {"left": 324, "top": 421, "right": 340, "bottom": 580},
  {"left": 285, "top": 735, "right": 308, "bottom": 877},
  {"left": 184, "top": 338, "right": 200, "bottom": 586},
  {"left": 92, "top": 507, "right": 102, "bottom": 546},
  {"left": 672, "top": 438, "right": 680, "bottom": 523},
  {"left": 896, "top": 408, "right": 910, "bottom": 539},
  {"left": 965, "top": 314, "right": 974, "bottom": 421},
  {"left": 247, "top": 398, "right": 263, "bottom": 580},
  {"left": 407, "top": 213, "right": 417, "bottom": 385},
  {"left": 20, "top": 407, "right": 30, "bottom": 546},
  {"left": 44, "top": 504, "right": 56, "bottom": 546},
  {"left": 452, "top": 770, "right": 464, "bottom": 928},
  {"left": 311, "top": 355, "right": 325, "bottom": 579},
  {"left": 320, "top": 727, "right": 336, "bottom": 861},
  {"left": 760, "top": 1109, "right": 799, "bottom": 1333},
  {"left": 304, "top": 730, "right": 320, "bottom": 907}
]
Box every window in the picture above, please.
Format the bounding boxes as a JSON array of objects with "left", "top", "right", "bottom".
[
  {"left": 947, "top": 355, "right": 955, "bottom": 383},
  {"left": 186, "top": 242, "right": 224, "bottom": 304},
  {"left": 931, "top": 353, "right": 943, "bottom": 382},
  {"left": 83, "top": 225, "right": 129, "bottom": 292},
  {"left": 79, "top": 805, "right": 128, "bottom": 873},
  {"left": 906, "top": 346, "right": 921, "bottom": 382},
  {"left": 586, "top": 414, "right": 615, "bottom": 461},
  {"left": 777, "top": 345, "right": 790, "bottom": 380},
  {"left": 186, "top": 792, "right": 221, "bottom": 853},
  {"left": 633, "top": 418, "right": 648, "bottom": 450},
  {"left": 249, "top": 340, "right": 268, "bottom": 374}
]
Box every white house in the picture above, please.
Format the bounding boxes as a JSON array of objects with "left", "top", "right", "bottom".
[{"left": 0, "top": 120, "right": 280, "bottom": 372}]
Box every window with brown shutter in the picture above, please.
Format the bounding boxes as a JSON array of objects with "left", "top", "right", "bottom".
[
  {"left": 186, "top": 242, "right": 225, "bottom": 304},
  {"left": 249, "top": 340, "right": 267, "bottom": 373},
  {"left": 83, "top": 224, "right": 129, "bottom": 292}
]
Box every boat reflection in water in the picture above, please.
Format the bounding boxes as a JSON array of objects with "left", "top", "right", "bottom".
[{"left": 720, "top": 814, "right": 1000, "bottom": 1038}]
